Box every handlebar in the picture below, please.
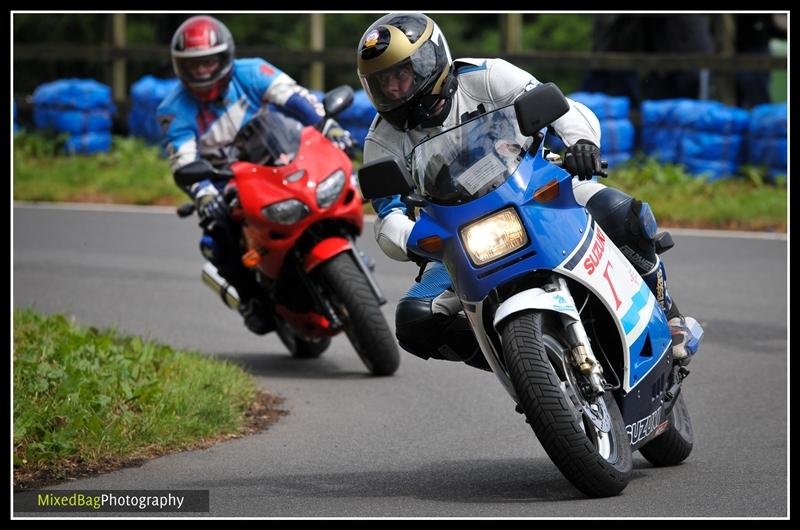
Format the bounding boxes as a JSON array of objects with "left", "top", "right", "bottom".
[
  {"left": 596, "top": 160, "right": 609, "bottom": 178},
  {"left": 176, "top": 203, "right": 195, "bottom": 218},
  {"left": 545, "top": 151, "right": 608, "bottom": 178}
]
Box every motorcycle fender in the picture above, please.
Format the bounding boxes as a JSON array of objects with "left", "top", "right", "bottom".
[
  {"left": 492, "top": 286, "right": 581, "bottom": 331},
  {"left": 303, "top": 237, "right": 352, "bottom": 273}
]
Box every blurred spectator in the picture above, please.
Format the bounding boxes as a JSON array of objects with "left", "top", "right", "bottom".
[
  {"left": 735, "top": 14, "right": 787, "bottom": 108},
  {"left": 582, "top": 15, "right": 714, "bottom": 109}
]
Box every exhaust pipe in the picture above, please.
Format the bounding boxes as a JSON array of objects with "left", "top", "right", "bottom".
[{"left": 201, "top": 262, "right": 240, "bottom": 310}]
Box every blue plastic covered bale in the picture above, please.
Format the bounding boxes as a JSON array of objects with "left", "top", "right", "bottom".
[
  {"left": 681, "top": 131, "right": 745, "bottom": 165},
  {"left": 641, "top": 98, "right": 696, "bottom": 127},
  {"left": 682, "top": 159, "right": 738, "bottom": 182},
  {"left": 641, "top": 99, "right": 695, "bottom": 162},
  {"left": 747, "top": 103, "right": 787, "bottom": 179},
  {"left": 748, "top": 137, "right": 787, "bottom": 169},
  {"left": 676, "top": 101, "right": 748, "bottom": 178},
  {"left": 604, "top": 152, "right": 632, "bottom": 168},
  {"left": 600, "top": 119, "right": 634, "bottom": 154},
  {"left": 747, "top": 102, "right": 787, "bottom": 138},
  {"left": 546, "top": 119, "right": 633, "bottom": 158},
  {"left": 641, "top": 126, "right": 682, "bottom": 163},
  {"left": 128, "top": 76, "right": 181, "bottom": 143},
  {"left": 50, "top": 109, "right": 113, "bottom": 134},
  {"left": 568, "top": 92, "right": 630, "bottom": 120},
  {"left": 32, "top": 79, "right": 115, "bottom": 153},
  {"left": 562, "top": 93, "right": 634, "bottom": 165},
  {"left": 33, "top": 79, "right": 114, "bottom": 111},
  {"left": 642, "top": 98, "right": 749, "bottom": 178},
  {"left": 676, "top": 100, "right": 749, "bottom": 134},
  {"left": 64, "top": 132, "right": 112, "bottom": 154}
]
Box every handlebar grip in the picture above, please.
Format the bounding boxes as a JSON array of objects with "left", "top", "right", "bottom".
[
  {"left": 176, "top": 203, "right": 195, "bottom": 218},
  {"left": 596, "top": 160, "right": 609, "bottom": 178}
]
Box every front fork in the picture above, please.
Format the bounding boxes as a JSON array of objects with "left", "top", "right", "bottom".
[{"left": 552, "top": 277, "right": 607, "bottom": 399}]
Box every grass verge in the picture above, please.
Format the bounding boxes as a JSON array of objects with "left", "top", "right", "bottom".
[
  {"left": 13, "top": 132, "right": 184, "bottom": 205},
  {"left": 13, "top": 308, "right": 286, "bottom": 490}
]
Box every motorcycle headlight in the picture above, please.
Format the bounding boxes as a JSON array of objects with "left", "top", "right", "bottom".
[
  {"left": 262, "top": 199, "right": 310, "bottom": 225},
  {"left": 460, "top": 207, "right": 528, "bottom": 266},
  {"left": 316, "top": 169, "right": 346, "bottom": 208}
]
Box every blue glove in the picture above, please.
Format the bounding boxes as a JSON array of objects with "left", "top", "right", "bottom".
[{"left": 321, "top": 118, "right": 354, "bottom": 156}]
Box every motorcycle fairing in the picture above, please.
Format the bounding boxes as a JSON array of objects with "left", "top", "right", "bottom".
[{"left": 408, "top": 148, "right": 671, "bottom": 394}]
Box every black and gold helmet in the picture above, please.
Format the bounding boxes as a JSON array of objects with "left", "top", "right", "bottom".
[{"left": 357, "top": 13, "right": 457, "bottom": 131}]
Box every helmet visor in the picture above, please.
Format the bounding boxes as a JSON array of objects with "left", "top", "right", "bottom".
[
  {"left": 359, "top": 41, "right": 438, "bottom": 113},
  {"left": 174, "top": 48, "right": 233, "bottom": 87}
]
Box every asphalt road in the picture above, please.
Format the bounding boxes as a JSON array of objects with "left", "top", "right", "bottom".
[{"left": 12, "top": 203, "right": 788, "bottom": 518}]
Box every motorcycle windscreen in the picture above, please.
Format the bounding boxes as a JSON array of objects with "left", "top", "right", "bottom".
[
  {"left": 410, "top": 105, "right": 531, "bottom": 205},
  {"left": 232, "top": 108, "right": 303, "bottom": 166}
]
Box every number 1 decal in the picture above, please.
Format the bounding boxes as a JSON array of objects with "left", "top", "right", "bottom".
[{"left": 603, "top": 261, "right": 622, "bottom": 309}]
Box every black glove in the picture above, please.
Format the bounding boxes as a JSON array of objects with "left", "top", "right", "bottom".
[
  {"left": 321, "top": 118, "right": 354, "bottom": 156},
  {"left": 195, "top": 186, "right": 229, "bottom": 228},
  {"left": 564, "top": 140, "right": 604, "bottom": 180}
]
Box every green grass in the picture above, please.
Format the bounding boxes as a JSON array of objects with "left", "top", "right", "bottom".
[
  {"left": 13, "top": 132, "right": 185, "bottom": 205},
  {"left": 13, "top": 308, "right": 260, "bottom": 480},
  {"left": 12, "top": 132, "right": 787, "bottom": 231},
  {"left": 608, "top": 155, "right": 787, "bottom": 232}
]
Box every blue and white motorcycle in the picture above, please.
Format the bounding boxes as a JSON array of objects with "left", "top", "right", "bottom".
[{"left": 359, "top": 83, "right": 698, "bottom": 497}]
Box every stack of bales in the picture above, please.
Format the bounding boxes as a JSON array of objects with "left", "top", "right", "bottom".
[
  {"left": 747, "top": 102, "right": 787, "bottom": 181},
  {"left": 32, "top": 79, "right": 115, "bottom": 154},
  {"left": 643, "top": 99, "right": 749, "bottom": 181},
  {"left": 545, "top": 92, "right": 634, "bottom": 168},
  {"left": 128, "top": 76, "right": 181, "bottom": 144}
]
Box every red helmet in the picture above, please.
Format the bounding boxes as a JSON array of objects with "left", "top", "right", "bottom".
[{"left": 171, "top": 15, "right": 235, "bottom": 102}]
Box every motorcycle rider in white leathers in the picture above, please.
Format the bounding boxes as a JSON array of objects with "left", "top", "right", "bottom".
[{"left": 357, "top": 13, "right": 702, "bottom": 370}]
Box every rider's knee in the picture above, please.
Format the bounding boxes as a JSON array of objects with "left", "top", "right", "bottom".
[
  {"left": 395, "top": 298, "right": 489, "bottom": 370},
  {"left": 585, "top": 188, "right": 658, "bottom": 275},
  {"left": 395, "top": 298, "right": 439, "bottom": 359}
]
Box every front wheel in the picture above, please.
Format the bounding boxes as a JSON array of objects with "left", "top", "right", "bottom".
[
  {"left": 638, "top": 391, "right": 694, "bottom": 466},
  {"left": 316, "top": 252, "right": 400, "bottom": 376},
  {"left": 500, "top": 311, "right": 632, "bottom": 497}
]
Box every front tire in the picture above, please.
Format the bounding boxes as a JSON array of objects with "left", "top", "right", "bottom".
[
  {"left": 500, "top": 311, "right": 632, "bottom": 497},
  {"left": 316, "top": 252, "right": 400, "bottom": 376},
  {"left": 638, "top": 391, "right": 694, "bottom": 466}
]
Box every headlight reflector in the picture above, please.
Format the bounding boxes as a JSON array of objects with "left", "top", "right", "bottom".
[
  {"left": 262, "top": 199, "right": 310, "bottom": 225},
  {"left": 316, "top": 169, "right": 346, "bottom": 208},
  {"left": 460, "top": 207, "right": 527, "bottom": 266}
]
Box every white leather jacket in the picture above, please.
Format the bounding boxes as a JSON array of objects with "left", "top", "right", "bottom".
[{"left": 363, "top": 58, "right": 602, "bottom": 262}]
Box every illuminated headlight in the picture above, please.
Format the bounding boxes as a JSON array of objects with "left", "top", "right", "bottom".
[
  {"left": 316, "top": 169, "right": 346, "bottom": 208},
  {"left": 460, "top": 208, "right": 528, "bottom": 266},
  {"left": 262, "top": 199, "right": 310, "bottom": 225}
]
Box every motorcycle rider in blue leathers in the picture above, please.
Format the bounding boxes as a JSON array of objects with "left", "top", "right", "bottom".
[
  {"left": 356, "top": 13, "right": 703, "bottom": 369},
  {"left": 157, "top": 15, "right": 353, "bottom": 335}
]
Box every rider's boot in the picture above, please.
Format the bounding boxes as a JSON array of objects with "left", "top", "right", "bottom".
[
  {"left": 238, "top": 297, "right": 275, "bottom": 336},
  {"left": 641, "top": 257, "right": 704, "bottom": 364}
]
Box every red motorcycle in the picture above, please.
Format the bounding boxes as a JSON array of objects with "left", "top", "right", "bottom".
[{"left": 178, "top": 86, "right": 399, "bottom": 376}]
